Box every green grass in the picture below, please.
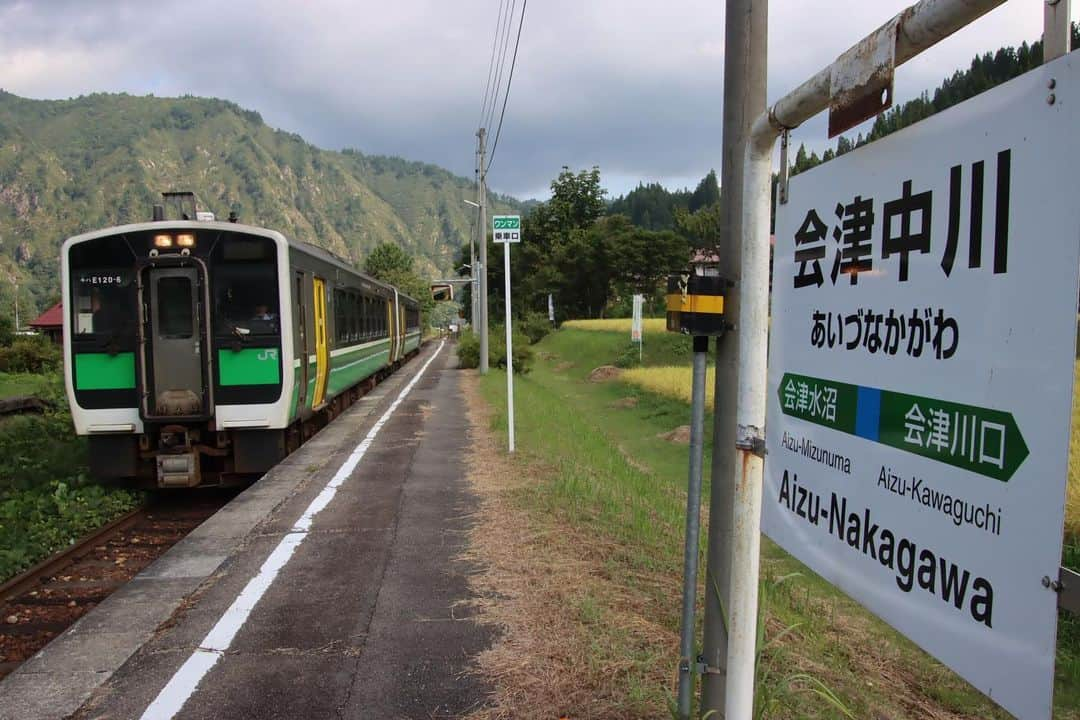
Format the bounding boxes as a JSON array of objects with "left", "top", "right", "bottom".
[
  {"left": 0, "top": 371, "right": 53, "bottom": 398},
  {"left": 0, "top": 371, "right": 143, "bottom": 582},
  {"left": 478, "top": 328, "right": 1078, "bottom": 719}
]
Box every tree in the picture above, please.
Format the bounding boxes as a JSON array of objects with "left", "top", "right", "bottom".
[
  {"left": 427, "top": 300, "right": 461, "bottom": 329},
  {"left": 363, "top": 242, "right": 434, "bottom": 318},
  {"left": 674, "top": 203, "right": 723, "bottom": 248},
  {"left": 549, "top": 166, "right": 606, "bottom": 231},
  {"left": 363, "top": 242, "right": 414, "bottom": 279},
  {"left": 689, "top": 170, "right": 720, "bottom": 212}
]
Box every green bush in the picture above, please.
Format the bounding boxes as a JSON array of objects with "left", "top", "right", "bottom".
[
  {"left": 517, "top": 312, "right": 553, "bottom": 344},
  {"left": 0, "top": 479, "right": 143, "bottom": 581},
  {"left": 0, "top": 315, "right": 13, "bottom": 346},
  {"left": 0, "top": 405, "right": 84, "bottom": 495},
  {"left": 457, "top": 330, "right": 481, "bottom": 369},
  {"left": 490, "top": 325, "right": 534, "bottom": 374},
  {"left": 454, "top": 328, "right": 533, "bottom": 373},
  {"left": 0, "top": 369, "right": 141, "bottom": 582},
  {"left": 0, "top": 336, "right": 61, "bottom": 374}
]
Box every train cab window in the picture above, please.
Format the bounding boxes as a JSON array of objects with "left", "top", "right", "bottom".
[
  {"left": 71, "top": 269, "right": 135, "bottom": 336},
  {"left": 211, "top": 236, "right": 279, "bottom": 337}
]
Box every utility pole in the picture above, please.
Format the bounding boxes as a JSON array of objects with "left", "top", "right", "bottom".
[
  {"left": 476, "top": 127, "right": 490, "bottom": 374},
  {"left": 470, "top": 228, "right": 479, "bottom": 332},
  {"left": 700, "top": 0, "right": 767, "bottom": 715},
  {"left": 469, "top": 185, "right": 480, "bottom": 334}
]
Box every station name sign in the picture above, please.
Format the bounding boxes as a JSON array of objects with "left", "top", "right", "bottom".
[{"left": 765, "top": 55, "right": 1080, "bottom": 720}]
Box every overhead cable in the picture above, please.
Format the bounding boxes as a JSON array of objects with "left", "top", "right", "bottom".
[
  {"left": 486, "top": 0, "right": 527, "bottom": 172},
  {"left": 478, "top": 0, "right": 507, "bottom": 127}
]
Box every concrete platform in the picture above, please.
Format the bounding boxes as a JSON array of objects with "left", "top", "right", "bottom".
[{"left": 0, "top": 341, "right": 493, "bottom": 720}]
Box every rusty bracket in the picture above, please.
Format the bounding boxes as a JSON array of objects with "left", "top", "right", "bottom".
[
  {"left": 690, "top": 655, "right": 725, "bottom": 676},
  {"left": 828, "top": 15, "right": 898, "bottom": 138},
  {"left": 735, "top": 423, "right": 766, "bottom": 458}
]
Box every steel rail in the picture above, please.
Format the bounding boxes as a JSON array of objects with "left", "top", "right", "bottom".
[{"left": 0, "top": 506, "right": 146, "bottom": 606}]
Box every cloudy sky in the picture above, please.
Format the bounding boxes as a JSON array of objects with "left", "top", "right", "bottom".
[{"left": 0, "top": 1, "right": 1065, "bottom": 200}]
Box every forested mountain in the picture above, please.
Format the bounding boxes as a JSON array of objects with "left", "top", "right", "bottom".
[{"left": 0, "top": 92, "right": 520, "bottom": 315}]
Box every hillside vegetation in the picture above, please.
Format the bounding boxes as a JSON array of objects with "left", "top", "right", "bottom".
[{"left": 0, "top": 91, "right": 519, "bottom": 314}]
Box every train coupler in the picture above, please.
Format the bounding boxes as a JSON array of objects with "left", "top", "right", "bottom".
[{"left": 157, "top": 452, "right": 201, "bottom": 488}]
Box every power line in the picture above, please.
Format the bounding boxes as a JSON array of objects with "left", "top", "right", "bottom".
[
  {"left": 484, "top": 0, "right": 517, "bottom": 133},
  {"left": 486, "top": 0, "right": 526, "bottom": 172},
  {"left": 478, "top": 0, "right": 507, "bottom": 128}
]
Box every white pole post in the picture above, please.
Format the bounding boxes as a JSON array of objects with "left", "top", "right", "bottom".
[{"left": 503, "top": 240, "right": 515, "bottom": 452}]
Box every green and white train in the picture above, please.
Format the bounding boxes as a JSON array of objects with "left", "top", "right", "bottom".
[{"left": 61, "top": 204, "right": 421, "bottom": 488}]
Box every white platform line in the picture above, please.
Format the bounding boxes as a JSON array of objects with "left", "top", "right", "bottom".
[{"left": 139, "top": 341, "right": 445, "bottom": 720}]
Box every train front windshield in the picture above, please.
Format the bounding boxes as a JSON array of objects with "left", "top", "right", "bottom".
[
  {"left": 72, "top": 269, "right": 137, "bottom": 337},
  {"left": 211, "top": 237, "right": 280, "bottom": 336}
]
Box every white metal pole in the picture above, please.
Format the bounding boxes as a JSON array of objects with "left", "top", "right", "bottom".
[
  {"left": 503, "top": 240, "right": 515, "bottom": 452},
  {"left": 1045, "top": 0, "right": 1071, "bottom": 62}
]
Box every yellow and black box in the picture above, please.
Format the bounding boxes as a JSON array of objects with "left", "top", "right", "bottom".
[{"left": 666, "top": 273, "right": 727, "bottom": 336}]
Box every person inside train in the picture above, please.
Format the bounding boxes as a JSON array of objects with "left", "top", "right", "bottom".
[{"left": 252, "top": 303, "right": 276, "bottom": 321}]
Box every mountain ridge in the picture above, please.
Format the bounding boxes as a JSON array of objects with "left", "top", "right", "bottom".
[{"left": 0, "top": 91, "right": 519, "bottom": 314}]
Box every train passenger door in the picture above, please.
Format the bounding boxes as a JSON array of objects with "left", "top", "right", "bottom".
[
  {"left": 142, "top": 265, "right": 210, "bottom": 419},
  {"left": 312, "top": 277, "right": 329, "bottom": 407},
  {"left": 294, "top": 271, "right": 308, "bottom": 411}
]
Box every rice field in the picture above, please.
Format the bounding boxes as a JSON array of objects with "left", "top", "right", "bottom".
[
  {"left": 622, "top": 365, "right": 716, "bottom": 411},
  {"left": 561, "top": 318, "right": 667, "bottom": 333}
]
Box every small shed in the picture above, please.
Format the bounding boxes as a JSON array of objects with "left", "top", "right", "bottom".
[{"left": 28, "top": 302, "right": 63, "bottom": 344}]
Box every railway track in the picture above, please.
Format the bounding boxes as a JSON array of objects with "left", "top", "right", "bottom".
[{"left": 0, "top": 491, "right": 234, "bottom": 680}]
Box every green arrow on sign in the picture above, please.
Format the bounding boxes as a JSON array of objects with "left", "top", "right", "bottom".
[{"left": 777, "top": 372, "right": 1029, "bottom": 482}]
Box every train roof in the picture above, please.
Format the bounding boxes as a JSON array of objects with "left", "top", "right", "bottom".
[{"left": 62, "top": 220, "right": 421, "bottom": 307}]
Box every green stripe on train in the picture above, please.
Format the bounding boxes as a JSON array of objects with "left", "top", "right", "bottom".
[
  {"left": 289, "top": 366, "right": 301, "bottom": 420},
  {"left": 327, "top": 342, "right": 390, "bottom": 396},
  {"left": 74, "top": 352, "right": 136, "bottom": 390},
  {"left": 218, "top": 348, "right": 281, "bottom": 386}
]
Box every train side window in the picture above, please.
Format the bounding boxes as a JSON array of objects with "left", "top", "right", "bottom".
[
  {"left": 352, "top": 294, "right": 360, "bottom": 341},
  {"left": 359, "top": 296, "right": 366, "bottom": 339},
  {"left": 333, "top": 289, "right": 347, "bottom": 344}
]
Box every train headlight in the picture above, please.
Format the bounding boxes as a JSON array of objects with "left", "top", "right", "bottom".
[
  {"left": 176, "top": 233, "right": 196, "bottom": 248},
  {"left": 153, "top": 233, "right": 174, "bottom": 248}
]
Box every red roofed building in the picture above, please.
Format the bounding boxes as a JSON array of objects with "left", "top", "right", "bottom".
[{"left": 28, "top": 302, "right": 63, "bottom": 344}]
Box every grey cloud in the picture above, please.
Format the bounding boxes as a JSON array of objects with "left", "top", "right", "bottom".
[{"left": 0, "top": 0, "right": 1054, "bottom": 198}]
